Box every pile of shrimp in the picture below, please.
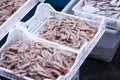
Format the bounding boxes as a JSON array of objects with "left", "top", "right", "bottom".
[
  {"left": 0, "top": 0, "right": 27, "bottom": 25},
  {"left": 39, "top": 16, "right": 98, "bottom": 49},
  {"left": 0, "top": 40, "right": 76, "bottom": 80}
]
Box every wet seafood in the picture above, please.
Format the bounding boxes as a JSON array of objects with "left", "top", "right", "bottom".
[
  {"left": 0, "top": 40, "right": 76, "bottom": 80},
  {"left": 39, "top": 16, "right": 98, "bottom": 49},
  {"left": 0, "top": 0, "right": 27, "bottom": 25},
  {"left": 81, "top": 0, "right": 120, "bottom": 19}
]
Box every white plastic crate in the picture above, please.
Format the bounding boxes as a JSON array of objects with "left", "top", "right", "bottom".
[
  {"left": 0, "top": 27, "right": 82, "bottom": 80},
  {"left": 72, "top": 0, "right": 120, "bottom": 30},
  {"left": 18, "top": 3, "right": 106, "bottom": 79},
  {"left": 0, "top": 0, "right": 45, "bottom": 41},
  {"left": 23, "top": 3, "right": 106, "bottom": 52},
  {"left": 72, "top": 0, "right": 120, "bottom": 62}
]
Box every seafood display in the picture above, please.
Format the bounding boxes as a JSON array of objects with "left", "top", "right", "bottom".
[
  {"left": 0, "top": 40, "right": 76, "bottom": 80},
  {"left": 0, "top": 0, "right": 27, "bottom": 25},
  {"left": 81, "top": 0, "right": 120, "bottom": 19},
  {"left": 39, "top": 16, "right": 98, "bottom": 49}
]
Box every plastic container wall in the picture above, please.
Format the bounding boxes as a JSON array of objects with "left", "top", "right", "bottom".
[
  {"left": 90, "top": 28, "right": 120, "bottom": 62},
  {"left": 17, "top": 3, "right": 106, "bottom": 79}
]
